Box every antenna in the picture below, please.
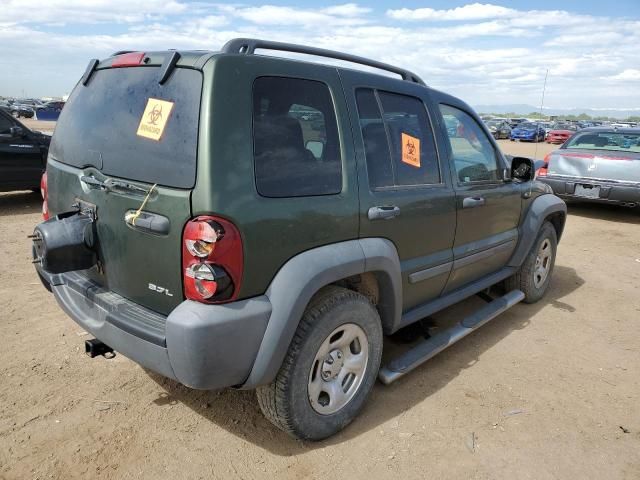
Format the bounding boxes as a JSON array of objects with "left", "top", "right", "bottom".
[{"left": 533, "top": 69, "right": 549, "bottom": 161}]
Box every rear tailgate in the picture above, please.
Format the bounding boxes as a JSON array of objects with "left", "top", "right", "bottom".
[
  {"left": 46, "top": 62, "right": 202, "bottom": 315},
  {"left": 549, "top": 149, "right": 640, "bottom": 183}
]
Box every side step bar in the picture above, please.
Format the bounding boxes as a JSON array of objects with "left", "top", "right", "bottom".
[{"left": 378, "top": 290, "right": 525, "bottom": 385}]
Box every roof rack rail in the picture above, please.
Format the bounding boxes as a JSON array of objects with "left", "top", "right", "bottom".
[{"left": 221, "top": 38, "right": 426, "bottom": 86}]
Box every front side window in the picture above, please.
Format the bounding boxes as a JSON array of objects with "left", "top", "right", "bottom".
[
  {"left": 0, "top": 114, "right": 14, "bottom": 135},
  {"left": 355, "top": 88, "right": 440, "bottom": 189},
  {"left": 440, "top": 104, "right": 501, "bottom": 183},
  {"left": 253, "top": 77, "right": 342, "bottom": 198}
]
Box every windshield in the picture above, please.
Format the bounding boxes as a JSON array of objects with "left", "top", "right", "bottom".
[
  {"left": 517, "top": 122, "right": 539, "bottom": 129},
  {"left": 564, "top": 131, "right": 640, "bottom": 153}
]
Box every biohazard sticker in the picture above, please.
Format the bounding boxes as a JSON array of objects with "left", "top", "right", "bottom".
[
  {"left": 136, "top": 98, "right": 174, "bottom": 141},
  {"left": 401, "top": 133, "right": 420, "bottom": 168}
]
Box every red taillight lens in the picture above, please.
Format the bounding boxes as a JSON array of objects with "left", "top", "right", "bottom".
[
  {"left": 537, "top": 153, "right": 551, "bottom": 177},
  {"left": 182, "top": 216, "right": 243, "bottom": 303},
  {"left": 112, "top": 52, "right": 145, "bottom": 67},
  {"left": 40, "top": 172, "right": 49, "bottom": 220}
]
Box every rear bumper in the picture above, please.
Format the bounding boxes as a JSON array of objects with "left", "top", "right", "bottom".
[
  {"left": 39, "top": 269, "right": 272, "bottom": 390},
  {"left": 538, "top": 177, "right": 640, "bottom": 205}
]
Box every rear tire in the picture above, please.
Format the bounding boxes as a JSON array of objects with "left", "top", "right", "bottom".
[
  {"left": 505, "top": 221, "right": 557, "bottom": 303},
  {"left": 256, "top": 286, "right": 383, "bottom": 440}
]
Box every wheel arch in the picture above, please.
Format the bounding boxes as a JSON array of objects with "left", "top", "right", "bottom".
[
  {"left": 508, "top": 193, "right": 567, "bottom": 267},
  {"left": 240, "top": 238, "right": 402, "bottom": 389}
]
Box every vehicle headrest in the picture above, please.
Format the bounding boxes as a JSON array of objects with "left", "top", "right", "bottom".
[{"left": 254, "top": 115, "right": 305, "bottom": 153}]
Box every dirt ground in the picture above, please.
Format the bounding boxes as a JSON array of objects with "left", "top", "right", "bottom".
[
  {"left": 21, "top": 118, "right": 56, "bottom": 135},
  {"left": 1, "top": 133, "right": 639, "bottom": 479}
]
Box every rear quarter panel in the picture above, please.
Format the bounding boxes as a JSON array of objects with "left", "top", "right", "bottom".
[{"left": 191, "top": 55, "right": 360, "bottom": 299}]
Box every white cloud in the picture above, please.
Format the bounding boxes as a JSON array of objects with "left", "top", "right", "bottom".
[
  {"left": 221, "top": 4, "right": 370, "bottom": 27},
  {"left": 609, "top": 69, "right": 640, "bottom": 81},
  {"left": 387, "top": 3, "right": 515, "bottom": 21},
  {"left": 2, "top": 0, "right": 187, "bottom": 24},
  {"left": 0, "top": 2, "right": 638, "bottom": 110}
]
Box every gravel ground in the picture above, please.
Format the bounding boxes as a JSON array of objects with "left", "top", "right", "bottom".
[{"left": 0, "top": 138, "right": 638, "bottom": 479}]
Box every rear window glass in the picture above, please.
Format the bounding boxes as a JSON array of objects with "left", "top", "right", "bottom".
[
  {"left": 252, "top": 77, "right": 342, "bottom": 197},
  {"left": 565, "top": 131, "right": 640, "bottom": 153},
  {"left": 50, "top": 67, "right": 202, "bottom": 188}
]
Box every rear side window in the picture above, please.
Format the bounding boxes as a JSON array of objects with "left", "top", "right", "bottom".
[
  {"left": 355, "top": 88, "right": 440, "bottom": 189},
  {"left": 253, "top": 77, "right": 342, "bottom": 198}
]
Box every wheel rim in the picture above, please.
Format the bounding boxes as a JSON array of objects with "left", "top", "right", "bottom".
[
  {"left": 533, "top": 238, "right": 552, "bottom": 288},
  {"left": 308, "top": 323, "right": 369, "bottom": 415}
]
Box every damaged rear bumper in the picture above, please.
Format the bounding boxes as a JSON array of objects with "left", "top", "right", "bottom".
[
  {"left": 538, "top": 176, "right": 640, "bottom": 206},
  {"left": 39, "top": 269, "right": 271, "bottom": 390}
]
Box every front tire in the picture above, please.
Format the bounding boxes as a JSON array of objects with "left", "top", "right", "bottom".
[
  {"left": 256, "top": 286, "right": 383, "bottom": 440},
  {"left": 505, "top": 221, "right": 557, "bottom": 303}
]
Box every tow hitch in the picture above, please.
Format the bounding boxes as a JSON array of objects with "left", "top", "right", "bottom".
[{"left": 85, "top": 339, "right": 115, "bottom": 359}]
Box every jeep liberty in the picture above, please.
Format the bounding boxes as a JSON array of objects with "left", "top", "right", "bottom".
[{"left": 32, "top": 39, "right": 566, "bottom": 440}]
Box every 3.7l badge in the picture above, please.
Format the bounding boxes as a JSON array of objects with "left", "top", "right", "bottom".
[{"left": 148, "top": 283, "right": 173, "bottom": 296}]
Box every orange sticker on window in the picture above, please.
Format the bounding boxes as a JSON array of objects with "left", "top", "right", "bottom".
[
  {"left": 136, "top": 98, "right": 174, "bottom": 141},
  {"left": 401, "top": 133, "right": 420, "bottom": 168}
]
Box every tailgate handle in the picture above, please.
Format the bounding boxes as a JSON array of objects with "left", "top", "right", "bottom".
[
  {"left": 124, "top": 210, "right": 170, "bottom": 236},
  {"left": 462, "top": 196, "right": 486, "bottom": 209},
  {"left": 80, "top": 175, "right": 107, "bottom": 190},
  {"left": 368, "top": 205, "right": 400, "bottom": 221}
]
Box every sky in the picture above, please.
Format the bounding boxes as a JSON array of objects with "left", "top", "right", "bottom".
[{"left": 1, "top": 1, "right": 639, "bottom": 109}]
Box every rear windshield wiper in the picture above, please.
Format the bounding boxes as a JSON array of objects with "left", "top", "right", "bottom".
[{"left": 80, "top": 175, "right": 151, "bottom": 196}]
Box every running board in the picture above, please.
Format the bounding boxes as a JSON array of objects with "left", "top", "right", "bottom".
[{"left": 378, "top": 289, "right": 525, "bottom": 385}]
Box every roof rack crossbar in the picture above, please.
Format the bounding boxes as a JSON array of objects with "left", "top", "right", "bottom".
[{"left": 221, "top": 38, "right": 426, "bottom": 86}]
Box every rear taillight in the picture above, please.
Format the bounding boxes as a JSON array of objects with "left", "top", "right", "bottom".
[
  {"left": 40, "top": 172, "right": 49, "bottom": 220},
  {"left": 182, "top": 216, "right": 243, "bottom": 303},
  {"left": 536, "top": 153, "right": 551, "bottom": 177}
]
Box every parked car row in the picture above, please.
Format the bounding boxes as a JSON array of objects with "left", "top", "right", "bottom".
[
  {"left": 480, "top": 116, "right": 635, "bottom": 144},
  {"left": 0, "top": 98, "right": 65, "bottom": 120}
]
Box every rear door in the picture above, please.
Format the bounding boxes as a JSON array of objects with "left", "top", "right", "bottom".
[
  {"left": 46, "top": 63, "right": 202, "bottom": 315},
  {"left": 340, "top": 70, "right": 456, "bottom": 311},
  {"left": 0, "top": 112, "right": 43, "bottom": 190},
  {"left": 437, "top": 103, "right": 522, "bottom": 293}
]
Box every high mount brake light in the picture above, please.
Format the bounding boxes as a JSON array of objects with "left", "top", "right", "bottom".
[
  {"left": 41, "top": 172, "right": 49, "bottom": 220},
  {"left": 112, "top": 52, "right": 145, "bottom": 68},
  {"left": 182, "top": 216, "right": 243, "bottom": 303}
]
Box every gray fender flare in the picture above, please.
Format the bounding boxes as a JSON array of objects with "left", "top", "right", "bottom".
[
  {"left": 508, "top": 194, "right": 567, "bottom": 267},
  {"left": 240, "top": 238, "right": 401, "bottom": 389}
]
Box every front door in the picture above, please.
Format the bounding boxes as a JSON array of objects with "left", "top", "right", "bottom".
[
  {"left": 437, "top": 103, "right": 522, "bottom": 293},
  {"left": 340, "top": 71, "right": 457, "bottom": 312}
]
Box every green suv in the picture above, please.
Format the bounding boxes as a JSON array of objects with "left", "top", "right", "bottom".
[{"left": 32, "top": 39, "right": 566, "bottom": 440}]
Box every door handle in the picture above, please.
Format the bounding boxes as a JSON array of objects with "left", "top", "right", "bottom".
[
  {"left": 462, "top": 196, "right": 486, "bottom": 208},
  {"left": 368, "top": 205, "right": 400, "bottom": 221}
]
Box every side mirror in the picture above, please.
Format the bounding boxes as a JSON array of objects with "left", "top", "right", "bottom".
[
  {"left": 10, "top": 126, "right": 24, "bottom": 137},
  {"left": 305, "top": 140, "right": 324, "bottom": 159},
  {"left": 510, "top": 156, "right": 535, "bottom": 182}
]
